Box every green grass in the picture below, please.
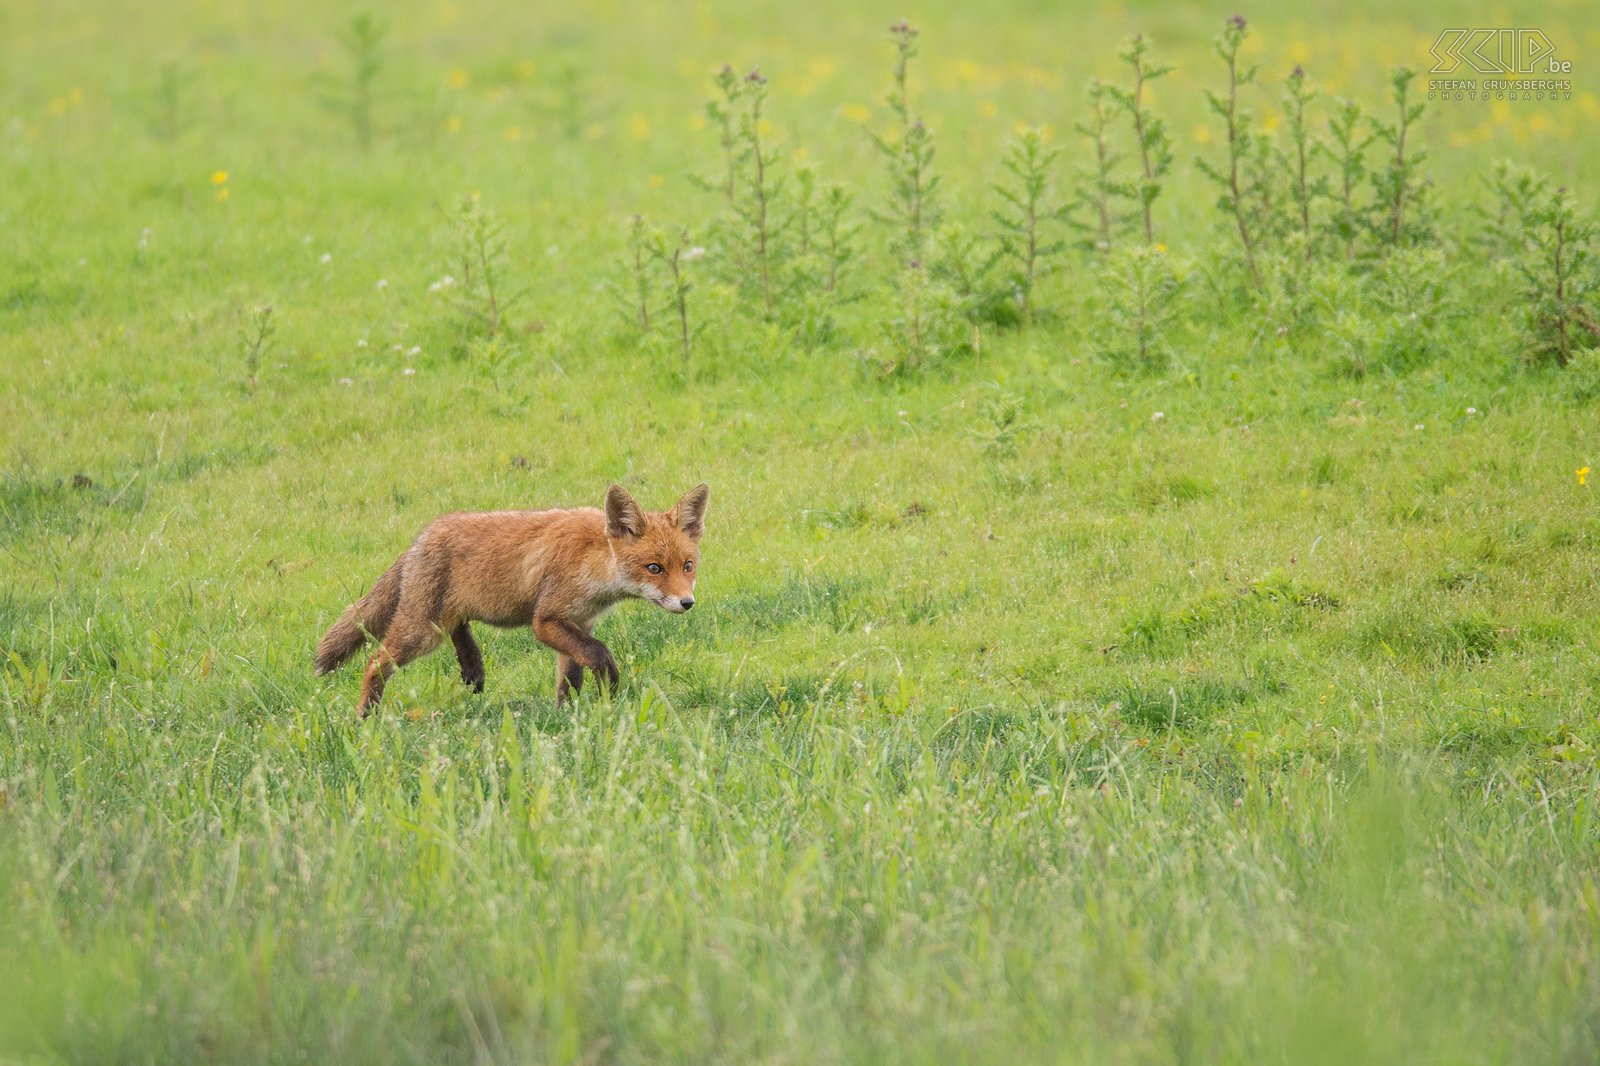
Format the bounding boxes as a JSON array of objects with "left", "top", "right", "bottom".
[{"left": 4, "top": 0, "right": 1600, "bottom": 1062}]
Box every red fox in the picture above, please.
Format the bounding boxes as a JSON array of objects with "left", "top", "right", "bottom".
[{"left": 314, "top": 483, "right": 707, "bottom": 713}]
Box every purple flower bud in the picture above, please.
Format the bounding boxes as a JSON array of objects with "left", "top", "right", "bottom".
[
  {"left": 1227, "top": 13, "right": 1246, "bottom": 29},
  {"left": 1291, "top": 66, "right": 1305, "bottom": 78}
]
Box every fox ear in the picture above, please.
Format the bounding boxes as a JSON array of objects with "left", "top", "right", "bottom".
[
  {"left": 671, "top": 483, "right": 709, "bottom": 538},
  {"left": 605, "top": 484, "right": 647, "bottom": 540}
]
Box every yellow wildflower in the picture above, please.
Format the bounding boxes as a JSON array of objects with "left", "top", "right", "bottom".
[
  {"left": 211, "top": 170, "right": 228, "bottom": 185},
  {"left": 1578, "top": 467, "right": 1589, "bottom": 486}
]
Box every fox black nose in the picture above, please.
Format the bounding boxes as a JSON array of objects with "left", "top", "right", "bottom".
[{"left": 681, "top": 597, "right": 695, "bottom": 611}]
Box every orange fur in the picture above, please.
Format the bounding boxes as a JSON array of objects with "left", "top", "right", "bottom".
[{"left": 314, "top": 483, "right": 708, "bottom": 714}]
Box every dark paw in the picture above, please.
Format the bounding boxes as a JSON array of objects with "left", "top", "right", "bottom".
[{"left": 461, "top": 670, "right": 486, "bottom": 693}]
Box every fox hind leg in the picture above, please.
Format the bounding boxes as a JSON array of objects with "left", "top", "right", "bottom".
[
  {"left": 358, "top": 622, "right": 444, "bottom": 715},
  {"left": 451, "top": 623, "right": 486, "bottom": 693}
]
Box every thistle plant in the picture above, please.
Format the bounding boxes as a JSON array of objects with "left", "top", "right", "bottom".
[
  {"left": 438, "top": 195, "right": 523, "bottom": 339},
  {"left": 1317, "top": 98, "right": 1372, "bottom": 261},
  {"left": 1369, "top": 67, "right": 1431, "bottom": 249},
  {"left": 882, "top": 258, "right": 960, "bottom": 372},
  {"left": 786, "top": 164, "right": 860, "bottom": 349},
  {"left": 932, "top": 221, "right": 1006, "bottom": 330},
  {"left": 1109, "top": 35, "right": 1173, "bottom": 246},
  {"left": 992, "top": 127, "right": 1068, "bottom": 324},
  {"left": 705, "top": 65, "right": 743, "bottom": 206},
  {"left": 733, "top": 68, "right": 783, "bottom": 314},
  {"left": 318, "top": 13, "right": 387, "bottom": 150},
  {"left": 650, "top": 228, "right": 704, "bottom": 363},
  {"left": 873, "top": 20, "right": 941, "bottom": 264},
  {"left": 1095, "top": 245, "right": 1183, "bottom": 372},
  {"left": 1517, "top": 186, "right": 1600, "bottom": 366},
  {"left": 794, "top": 165, "right": 818, "bottom": 258},
  {"left": 698, "top": 65, "right": 792, "bottom": 318},
  {"left": 1071, "top": 78, "right": 1132, "bottom": 253},
  {"left": 817, "top": 182, "right": 859, "bottom": 294},
  {"left": 1370, "top": 247, "right": 1450, "bottom": 369},
  {"left": 794, "top": 166, "right": 861, "bottom": 287},
  {"left": 871, "top": 20, "right": 948, "bottom": 366},
  {"left": 1474, "top": 160, "right": 1550, "bottom": 260},
  {"left": 240, "top": 305, "right": 275, "bottom": 391},
  {"left": 1197, "top": 15, "right": 1263, "bottom": 285},
  {"left": 1280, "top": 67, "right": 1319, "bottom": 257}
]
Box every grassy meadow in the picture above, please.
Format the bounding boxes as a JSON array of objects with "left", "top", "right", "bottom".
[{"left": 4, "top": 0, "right": 1600, "bottom": 1061}]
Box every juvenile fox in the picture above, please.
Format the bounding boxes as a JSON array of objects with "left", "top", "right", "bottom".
[{"left": 314, "top": 483, "right": 708, "bottom": 713}]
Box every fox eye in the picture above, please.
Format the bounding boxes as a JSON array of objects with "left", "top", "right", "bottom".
[
  {"left": 646, "top": 563, "right": 664, "bottom": 575},
  {"left": 684, "top": 560, "right": 695, "bottom": 573}
]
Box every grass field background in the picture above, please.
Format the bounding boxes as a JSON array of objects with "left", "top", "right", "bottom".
[{"left": 4, "top": 0, "right": 1600, "bottom": 1061}]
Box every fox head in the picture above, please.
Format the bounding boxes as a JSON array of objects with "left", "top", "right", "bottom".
[{"left": 605, "top": 483, "right": 708, "bottom": 614}]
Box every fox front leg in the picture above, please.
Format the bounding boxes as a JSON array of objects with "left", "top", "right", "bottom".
[
  {"left": 533, "top": 616, "right": 620, "bottom": 704},
  {"left": 556, "top": 653, "right": 584, "bottom": 703}
]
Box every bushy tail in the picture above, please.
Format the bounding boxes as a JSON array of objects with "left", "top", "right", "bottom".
[{"left": 314, "top": 559, "right": 404, "bottom": 675}]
